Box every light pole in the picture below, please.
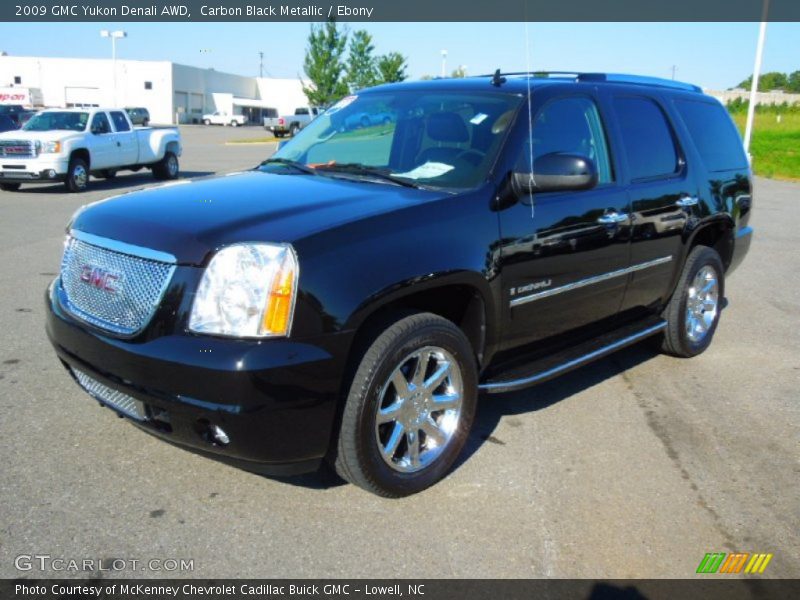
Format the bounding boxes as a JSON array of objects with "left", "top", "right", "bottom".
[
  {"left": 100, "top": 29, "right": 127, "bottom": 106},
  {"left": 259, "top": 51, "right": 264, "bottom": 78},
  {"left": 441, "top": 50, "right": 447, "bottom": 78},
  {"left": 743, "top": 0, "right": 770, "bottom": 157}
]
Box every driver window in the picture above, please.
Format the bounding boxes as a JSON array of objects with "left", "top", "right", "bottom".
[
  {"left": 520, "top": 97, "right": 613, "bottom": 184},
  {"left": 91, "top": 112, "right": 111, "bottom": 134}
]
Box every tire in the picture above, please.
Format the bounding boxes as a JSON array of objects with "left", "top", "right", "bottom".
[
  {"left": 142, "top": 119, "right": 149, "bottom": 127},
  {"left": 203, "top": 119, "right": 211, "bottom": 126},
  {"left": 659, "top": 245, "right": 725, "bottom": 358},
  {"left": 152, "top": 151, "right": 179, "bottom": 180},
  {"left": 290, "top": 124, "right": 300, "bottom": 136},
  {"left": 64, "top": 157, "right": 89, "bottom": 193},
  {"left": 231, "top": 120, "right": 239, "bottom": 127},
  {"left": 333, "top": 312, "right": 478, "bottom": 497},
  {"left": 1, "top": 183, "right": 21, "bottom": 191}
]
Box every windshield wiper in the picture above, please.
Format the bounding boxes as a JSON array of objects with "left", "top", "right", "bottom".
[
  {"left": 314, "top": 163, "right": 420, "bottom": 188},
  {"left": 258, "top": 158, "right": 318, "bottom": 175}
]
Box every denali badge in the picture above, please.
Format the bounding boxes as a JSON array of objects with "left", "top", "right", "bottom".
[
  {"left": 510, "top": 279, "right": 552, "bottom": 296},
  {"left": 79, "top": 265, "right": 120, "bottom": 293}
]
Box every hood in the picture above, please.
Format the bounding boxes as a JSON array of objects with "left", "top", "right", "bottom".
[
  {"left": 0, "top": 129, "right": 83, "bottom": 143},
  {"left": 71, "top": 170, "right": 443, "bottom": 265}
]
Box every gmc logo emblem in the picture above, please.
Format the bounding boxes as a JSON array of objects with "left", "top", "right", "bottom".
[{"left": 79, "top": 265, "right": 120, "bottom": 293}]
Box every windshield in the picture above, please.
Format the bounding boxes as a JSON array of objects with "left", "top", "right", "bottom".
[
  {"left": 23, "top": 112, "right": 89, "bottom": 132},
  {"left": 265, "top": 90, "right": 522, "bottom": 190}
]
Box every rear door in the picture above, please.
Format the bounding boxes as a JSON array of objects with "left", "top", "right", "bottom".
[
  {"left": 605, "top": 93, "right": 696, "bottom": 316},
  {"left": 497, "top": 93, "right": 632, "bottom": 349},
  {"left": 109, "top": 110, "right": 138, "bottom": 166}
]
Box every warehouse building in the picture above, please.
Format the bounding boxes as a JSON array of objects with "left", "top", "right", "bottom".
[{"left": 0, "top": 55, "right": 308, "bottom": 125}]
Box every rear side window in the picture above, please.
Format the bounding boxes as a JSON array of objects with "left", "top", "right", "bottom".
[
  {"left": 676, "top": 100, "right": 747, "bottom": 172},
  {"left": 614, "top": 96, "right": 679, "bottom": 181},
  {"left": 110, "top": 111, "right": 130, "bottom": 132}
]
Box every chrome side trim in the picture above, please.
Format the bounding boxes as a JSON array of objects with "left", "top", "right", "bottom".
[
  {"left": 479, "top": 321, "right": 667, "bottom": 394},
  {"left": 70, "top": 229, "right": 177, "bottom": 264},
  {"left": 509, "top": 255, "right": 672, "bottom": 308}
]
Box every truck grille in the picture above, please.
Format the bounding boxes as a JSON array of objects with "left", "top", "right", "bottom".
[
  {"left": 60, "top": 236, "right": 175, "bottom": 336},
  {"left": 0, "top": 140, "right": 35, "bottom": 158},
  {"left": 72, "top": 368, "right": 147, "bottom": 421}
]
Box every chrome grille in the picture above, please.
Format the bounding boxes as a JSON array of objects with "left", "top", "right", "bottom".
[
  {"left": 60, "top": 235, "right": 175, "bottom": 335},
  {"left": 0, "top": 140, "right": 35, "bottom": 158},
  {"left": 72, "top": 368, "right": 147, "bottom": 421}
]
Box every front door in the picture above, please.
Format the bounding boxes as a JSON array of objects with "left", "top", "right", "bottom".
[
  {"left": 498, "top": 94, "right": 631, "bottom": 350},
  {"left": 88, "top": 112, "right": 116, "bottom": 170}
]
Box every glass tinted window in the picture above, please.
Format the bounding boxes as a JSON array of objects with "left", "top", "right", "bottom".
[
  {"left": 296, "top": 108, "right": 309, "bottom": 115},
  {"left": 614, "top": 97, "right": 678, "bottom": 180},
  {"left": 272, "top": 91, "right": 522, "bottom": 190},
  {"left": 519, "top": 96, "right": 613, "bottom": 184},
  {"left": 91, "top": 112, "right": 112, "bottom": 134},
  {"left": 23, "top": 111, "right": 88, "bottom": 132},
  {"left": 676, "top": 100, "right": 747, "bottom": 172},
  {"left": 110, "top": 111, "right": 130, "bottom": 132}
]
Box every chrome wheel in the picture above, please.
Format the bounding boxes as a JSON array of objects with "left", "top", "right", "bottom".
[
  {"left": 685, "top": 265, "right": 719, "bottom": 343},
  {"left": 167, "top": 154, "right": 178, "bottom": 177},
  {"left": 375, "top": 346, "right": 463, "bottom": 473},
  {"left": 72, "top": 164, "right": 88, "bottom": 189}
]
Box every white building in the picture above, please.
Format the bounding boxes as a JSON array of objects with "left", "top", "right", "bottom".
[{"left": 0, "top": 55, "right": 309, "bottom": 125}]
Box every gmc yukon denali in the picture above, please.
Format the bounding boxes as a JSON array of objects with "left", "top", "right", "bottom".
[{"left": 45, "top": 73, "right": 753, "bottom": 496}]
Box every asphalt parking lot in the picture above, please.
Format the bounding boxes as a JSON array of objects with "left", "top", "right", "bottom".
[{"left": 0, "top": 125, "right": 797, "bottom": 579}]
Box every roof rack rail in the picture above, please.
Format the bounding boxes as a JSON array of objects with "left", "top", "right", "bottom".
[
  {"left": 475, "top": 71, "right": 702, "bottom": 93},
  {"left": 576, "top": 73, "right": 702, "bottom": 93}
]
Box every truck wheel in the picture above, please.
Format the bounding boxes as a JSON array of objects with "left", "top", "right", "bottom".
[
  {"left": 334, "top": 312, "right": 477, "bottom": 497},
  {"left": 230, "top": 120, "right": 239, "bottom": 127},
  {"left": 64, "top": 158, "right": 89, "bottom": 193},
  {"left": 660, "top": 245, "right": 725, "bottom": 358},
  {"left": 153, "top": 152, "right": 179, "bottom": 180},
  {"left": 290, "top": 124, "right": 300, "bottom": 136},
  {"left": 1, "top": 183, "right": 21, "bottom": 191},
  {"left": 203, "top": 119, "right": 211, "bottom": 126}
]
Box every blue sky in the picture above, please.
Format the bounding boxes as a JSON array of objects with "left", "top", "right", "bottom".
[{"left": 0, "top": 22, "right": 797, "bottom": 89}]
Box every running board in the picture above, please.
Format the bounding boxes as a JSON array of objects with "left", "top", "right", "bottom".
[{"left": 479, "top": 319, "right": 667, "bottom": 394}]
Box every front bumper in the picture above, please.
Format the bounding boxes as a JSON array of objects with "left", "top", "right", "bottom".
[
  {"left": 0, "top": 156, "right": 69, "bottom": 182},
  {"left": 45, "top": 279, "right": 352, "bottom": 476}
]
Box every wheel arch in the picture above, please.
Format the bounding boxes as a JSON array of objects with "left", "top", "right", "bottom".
[
  {"left": 344, "top": 274, "right": 493, "bottom": 372},
  {"left": 69, "top": 148, "right": 90, "bottom": 169},
  {"left": 686, "top": 216, "right": 735, "bottom": 271}
]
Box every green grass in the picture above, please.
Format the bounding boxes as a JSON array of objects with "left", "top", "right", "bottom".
[{"left": 731, "top": 112, "right": 800, "bottom": 181}]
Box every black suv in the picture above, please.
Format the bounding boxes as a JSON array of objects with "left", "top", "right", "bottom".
[{"left": 46, "top": 73, "right": 752, "bottom": 496}]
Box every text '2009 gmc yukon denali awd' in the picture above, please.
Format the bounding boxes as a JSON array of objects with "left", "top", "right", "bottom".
[{"left": 45, "top": 72, "right": 753, "bottom": 496}]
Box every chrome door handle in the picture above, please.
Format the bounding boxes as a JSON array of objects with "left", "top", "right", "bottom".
[
  {"left": 676, "top": 196, "right": 699, "bottom": 208},
  {"left": 597, "top": 212, "right": 629, "bottom": 225}
]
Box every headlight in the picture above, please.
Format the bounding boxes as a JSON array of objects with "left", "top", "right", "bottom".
[
  {"left": 37, "top": 141, "right": 61, "bottom": 154},
  {"left": 188, "top": 243, "right": 298, "bottom": 338}
]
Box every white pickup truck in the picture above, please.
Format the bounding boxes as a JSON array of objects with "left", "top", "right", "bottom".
[
  {"left": 264, "top": 106, "right": 320, "bottom": 137},
  {"left": 0, "top": 108, "right": 182, "bottom": 193},
  {"left": 202, "top": 111, "right": 247, "bottom": 127}
]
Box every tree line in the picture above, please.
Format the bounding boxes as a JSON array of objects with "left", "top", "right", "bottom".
[
  {"left": 302, "top": 22, "right": 408, "bottom": 108},
  {"left": 735, "top": 71, "right": 800, "bottom": 93}
]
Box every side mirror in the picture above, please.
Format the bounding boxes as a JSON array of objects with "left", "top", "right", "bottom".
[{"left": 512, "top": 152, "right": 598, "bottom": 195}]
